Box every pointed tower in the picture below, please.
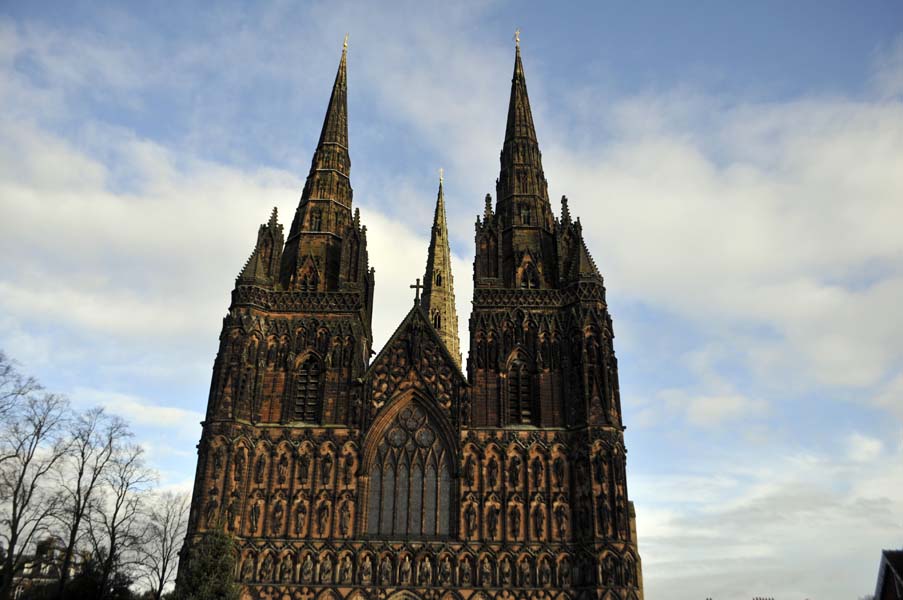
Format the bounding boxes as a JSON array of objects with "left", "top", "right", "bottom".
[
  {"left": 421, "top": 170, "right": 461, "bottom": 367},
  {"left": 280, "top": 36, "right": 355, "bottom": 291}
]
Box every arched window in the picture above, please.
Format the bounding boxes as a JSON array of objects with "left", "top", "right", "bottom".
[
  {"left": 508, "top": 359, "right": 533, "bottom": 424},
  {"left": 366, "top": 405, "right": 452, "bottom": 537},
  {"left": 293, "top": 358, "right": 321, "bottom": 422},
  {"left": 435, "top": 272, "right": 442, "bottom": 287},
  {"left": 432, "top": 311, "right": 441, "bottom": 329}
]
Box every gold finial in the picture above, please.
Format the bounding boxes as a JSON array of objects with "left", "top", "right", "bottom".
[
  {"left": 514, "top": 28, "right": 520, "bottom": 48},
  {"left": 439, "top": 167, "right": 444, "bottom": 184},
  {"left": 343, "top": 33, "right": 349, "bottom": 51}
]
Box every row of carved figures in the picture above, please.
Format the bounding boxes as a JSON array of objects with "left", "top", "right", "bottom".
[
  {"left": 224, "top": 327, "right": 359, "bottom": 371},
  {"left": 237, "top": 548, "right": 639, "bottom": 589},
  {"left": 210, "top": 445, "right": 358, "bottom": 490}
]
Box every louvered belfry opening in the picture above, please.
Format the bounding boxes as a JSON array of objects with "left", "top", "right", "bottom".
[{"left": 293, "top": 357, "right": 321, "bottom": 422}]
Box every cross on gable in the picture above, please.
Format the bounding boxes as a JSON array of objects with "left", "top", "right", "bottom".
[{"left": 410, "top": 278, "right": 424, "bottom": 303}]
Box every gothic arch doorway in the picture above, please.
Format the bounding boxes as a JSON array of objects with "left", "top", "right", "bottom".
[{"left": 362, "top": 396, "right": 455, "bottom": 537}]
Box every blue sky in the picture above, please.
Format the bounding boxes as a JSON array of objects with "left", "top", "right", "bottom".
[{"left": 1, "top": 2, "right": 902, "bottom": 599}]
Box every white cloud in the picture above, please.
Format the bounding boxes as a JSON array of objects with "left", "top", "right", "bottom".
[{"left": 846, "top": 431, "right": 884, "bottom": 462}]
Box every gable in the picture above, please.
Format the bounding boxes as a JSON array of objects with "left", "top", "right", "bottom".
[{"left": 364, "top": 303, "right": 467, "bottom": 424}]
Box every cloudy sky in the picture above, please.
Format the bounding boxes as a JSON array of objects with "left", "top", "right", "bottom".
[{"left": 2, "top": 1, "right": 902, "bottom": 598}]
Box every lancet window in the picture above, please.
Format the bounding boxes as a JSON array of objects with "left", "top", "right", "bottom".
[
  {"left": 508, "top": 358, "right": 533, "bottom": 424},
  {"left": 366, "top": 405, "right": 452, "bottom": 537},
  {"left": 293, "top": 357, "right": 321, "bottom": 422}
]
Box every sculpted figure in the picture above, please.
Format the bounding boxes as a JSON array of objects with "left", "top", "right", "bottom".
[
  {"left": 279, "top": 555, "right": 292, "bottom": 582},
  {"left": 464, "top": 454, "right": 475, "bottom": 487},
  {"left": 225, "top": 497, "right": 238, "bottom": 532},
  {"left": 249, "top": 502, "right": 260, "bottom": 534},
  {"left": 301, "top": 554, "right": 314, "bottom": 582},
  {"left": 234, "top": 451, "right": 245, "bottom": 481},
  {"left": 271, "top": 501, "right": 284, "bottom": 533},
  {"left": 508, "top": 455, "right": 521, "bottom": 487},
  {"left": 360, "top": 555, "right": 373, "bottom": 583},
  {"left": 339, "top": 555, "right": 352, "bottom": 583},
  {"left": 486, "top": 504, "right": 499, "bottom": 539},
  {"left": 342, "top": 453, "right": 354, "bottom": 486},
  {"left": 277, "top": 454, "right": 288, "bottom": 484},
  {"left": 480, "top": 557, "right": 492, "bottom": 586},
  {"left": 460, "top": 557, "right": 472, "bottom": 585},
  {"left": 554, "top": 503, "right": 569, "bottom": 538},
  {"left": 438, "top": 556, "right": 452, "bottom": 585},
  {"left": 320, "top": 453, "right": 333, "bottom": 485},
  {"left": 539, "top": 559, "right": 551, "bottom": 586},
  {"left": 240, "top": 557, "right": 254, "bottom": 581},
  {"left": 509, "top": 505, "right": 521, "bottom": 537},
  {"left": 419, "top": 557, "right": 432, "bottom": 585},
  {"left": 259, "top": 553, "right": 274, "bottom": 581},
  {"left": 553, "top": 456, "right": 565, "bottom": 488},
  {"left": 532, "top": 457, "right": 543, "bottom": 487},
  {"left": 533, "top": 506, "right": 544, "bottom": 539},
  {"left": 294, "top": 502, "right": 307, "bottom": 535},
  {"left": 519, "top": 560, "right": 531, "bottom": 586},
  {"left": 486, "top": 456, "right": 498, "bottom": 487},
  {"left": 205, "top": 497, "right": 219, "bottom": 527},
  {"left": 592, "top": 451, "right": 604, "bottom": 485},
  {"left": 400, "top": 555, "right": 412, "bottom": 585},
  {"left": 317, "top": 502, "right": 329, "bottom": 535},
  {"left": 379, "top": 557, "right": 392, "bottom": 585},
  {"left": 319, "top": 555, "right": 333, "bottom": 583},
  {"left": 297, "top": 452, "right": 310, "bottom": 484},
  {"left": 339, "top": 500, "right": 351, "bottom": 536},
  {"left": 500, "top": 558, "right": 512, "bottom": 585},
  {"left": 465, "top": 503, "right": 477, "bottom": 537},
  {"left": 212, "top": 447, "right": 224, "bottom": 477},
  {"left": 254, "top": 455, "right": 265, "bottom": 483},
  {"left": 559, "top": 557, "right": 572, "bottom": 586}
]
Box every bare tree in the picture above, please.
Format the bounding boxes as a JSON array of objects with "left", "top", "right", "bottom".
[
  {"left": 0, "top": 391, "right": 70, "bottom": 600},
  {"left": 55, "top": 407, "right": 130, "bottom": 595},
  {"left": 138, "top": 491, "right": 189, "bottom": 600},
  {"left": 0, "top": 352, "right": 42, "bottom": 452},
  {"left": 90, "top": 442, "right": 155, "bottom": 599}
]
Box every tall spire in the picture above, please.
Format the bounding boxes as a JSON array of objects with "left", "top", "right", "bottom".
[
  {"left": 496, "top": 32, "right": 553, "bottom": 230},
  {"left": 421, "top": 170, "right": 461, "bottom": 368},
  {"left": 280, "top": 38, "right": 355, "bottom": 290}
]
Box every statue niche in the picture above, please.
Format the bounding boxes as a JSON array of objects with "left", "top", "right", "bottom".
[{"left": 365, "top": 402, "right": 453, "bottom": 537}]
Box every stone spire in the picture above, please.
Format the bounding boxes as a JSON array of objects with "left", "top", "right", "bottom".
[
  {"left": 495, "top": 34, "right": 554, "bottom": 231},
  {"left": 280, "top": 38, "right": 354, "bottom": 289},
  {"left": 421, "top": 170, "right": 461, "bottom": 367}
]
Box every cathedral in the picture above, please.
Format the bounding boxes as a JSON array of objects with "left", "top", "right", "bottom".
[{"left": 182, "top": 36, "right": 644, "bottom": 600}]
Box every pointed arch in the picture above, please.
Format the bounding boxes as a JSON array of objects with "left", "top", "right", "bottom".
[
  {"left": 291, "top": 353, "right": 323, "bottom": 422},
  {"left": 361, "top": 391, "right": 458, "bottom": 538}
]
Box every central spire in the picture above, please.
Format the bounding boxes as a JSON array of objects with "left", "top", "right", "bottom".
[
  {"left": 421, "top": 170, "right": 461, "bottom": 368},
  {"left": 496, "top": 34, "right": 553, "bottom": 230}
]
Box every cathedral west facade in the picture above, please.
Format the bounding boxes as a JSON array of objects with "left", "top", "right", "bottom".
[{"left": 182, "top": 37, "right": 643, "bottom": 600}]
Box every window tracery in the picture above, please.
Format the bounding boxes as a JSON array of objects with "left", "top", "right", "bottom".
[
  {"left": 293, "top": 357, "right": 321, "bottom": 421},
  {"left": 366, "top": 404, "right": 452, "bottom": 537}
]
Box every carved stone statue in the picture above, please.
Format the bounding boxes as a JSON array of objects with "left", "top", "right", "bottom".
[
  {"left": 519, "top": 559, "right": 531, "bottom": 586},
  {"left": 342, "top": 453, "right": 354, "bottom": 486},
  {"left": 279, "top": 555, "right": 292, "bottom": 582},
  {"left": 555, "top": 503, "right": 569, "bottom": 538},
  {"left": 400, "top": 555, "right": 412, "bottom": 584},
  {"left": 460, "top": 557, "right": 472, "bottom": 585},
  {"left": 234, "top": 450, "right": 245, "bottom": 482},
  {"left": 319, "top": 555, "right": 333, "bottom": 583},
  {"left": 317, "top": 502, "right": 329, "bottom": 535},
  {"left": 486, "top": 504, "right": 499, "bottom": 539},
  {"left": 320, "top": 453, "right": 333, "bottom": 485},
  {"left": 560, "top": 557, "right": 572, "bottom": 586},
  {"left": 592, "top": 451, "right": 604, "bottom": 485},
  {"left": 480, "top": 557, "right": 493, "bottom": 586},
  {"left": 205, "top": 497, "right": 219, "bottom": 527},
  {"left": 464, "top": 454, "right": 475, "bottom": 487},
  {"left": 508, "top": 455, "right": 521, "bottom": 487},
  {"left": 486, "top": 456, "right": 498, "bottom": 487},
  {"left": 500, "top": 558, "right": 512, "bottom": 585},
  {"left": 271, "top": 501, "right": 283, "bottom": 533},
  {"left": 532, "top": 457, "right": 543, "bottom": 487},
  {"left": 553, "top": 456, "right": 565, "bottom": 488},
  {"left": 294, "top": 502, "right": 307, "bottom": 535},
  {"left": 360, "top": 555, "right": 373, "bottom": 583},
  {"left": 301, "top": 554, "right": 313, "bottom": 582},
  {"left": 240, "top": 557, "right": 254, "bottom": 581},
  {"left": 465, "top": 503, "right": 477, "bottom": 537},
  {"left": 212, "top": 447, "right": 224, "bottom": 477},
  {"left": 379, "top": 557, "right": 392, "bottom": 585},
  {"left": 509, "top": 505, "right": 520, "bottom": 537},
  {"left": 419, "top": 556, "right": 432, "bottom": 585},
  {"left": 297, "top": 452, "right": 310, "bottom": 484},
  {"left": 438, "top": 556, "right": 452, "bottom": 585},
  {"left": 539, "top": 559, "right": 551, "bottom": 586},
  {"left": 532, "top": 506, "right": 544, "bottom": 538},
  {"left": 339, "top": 500, "right": 351, "bottom": 536},
  {"left": 339, "top": 554, "right": 352, "bottom": 583},
  {"left": 277, "top": 453, "right": 288, "bottom": 484},
  {"left": 249, "top": 502, "right": 260, "bottom": 534},
  {"left": 254, "top": 455, "right": 265, "bottom": 484},
  {"left": 259, "top": 553, "right": 274, "bottom": 581}
]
